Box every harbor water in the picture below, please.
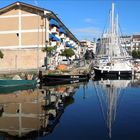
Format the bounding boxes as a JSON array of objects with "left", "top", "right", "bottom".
[{"left": 0, "top": 78, "right": 140, "bottom": 140}]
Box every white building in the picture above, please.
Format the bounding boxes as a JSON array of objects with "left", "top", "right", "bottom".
[
  {"left": 80, "top": 40, "right": 96, "bottom": 55},
  {"left": 131, "top": 35, "right": 140, "bottom": 51},
  {"left": 120, "top": 35, "right": 132, "bottom": 56}
]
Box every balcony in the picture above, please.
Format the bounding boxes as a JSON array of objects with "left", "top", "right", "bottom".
[
  {"left": 50, "top": 27, "right": 59, "bottom": 34},
  {"left": 60, "top": 33, "right": 66, "bottom": 39},
  {"left": 65, "top": 37, "right": 70, "bottom": 42},
  {"left": 50, "top": 41, "right": 57, "bottom": 47},
  {"left": 49, "top": 34, "right": 60, "bottom": 42},
  {"left": 49, "top": 19, "right": 60, "bottom": 28}
]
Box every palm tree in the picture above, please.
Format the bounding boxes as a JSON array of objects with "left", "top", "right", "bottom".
[
  {"left": 60, "top": 48, "right": 75, "bottom": 60},
  {"left": 42, "top": 45, "right": 56, "bottom": 69},
  {"left": 0, "top": 50, "right": 4, "bottom": 59},
  {"left": 42, "top": 46, "right": 56, "bottom": 57}
]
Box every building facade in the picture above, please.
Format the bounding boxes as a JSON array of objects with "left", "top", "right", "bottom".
[
  {"left": 0, "top": 1, "right": 80, "bottom": 71},
  {"left": 80, "top": 40, "right": 96, "bottom": 57},
  {"left": 131, "top": 35, "right": 140, "bottom": 51}
]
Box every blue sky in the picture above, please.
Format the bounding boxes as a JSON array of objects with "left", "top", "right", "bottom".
[{"left": 0, "top": 0, "right": 140, "bottom": 41}]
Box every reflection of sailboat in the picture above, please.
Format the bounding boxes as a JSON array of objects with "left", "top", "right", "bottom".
[
  {"left": 0, "top": 83, "right": 80, "bottom": 139},
  {"left": 93, "top": 78, "right": 131, "bottom": 138}
]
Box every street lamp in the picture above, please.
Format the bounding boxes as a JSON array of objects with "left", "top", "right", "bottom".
[{"left": 45, "top": 40, "right": 49, "bottom": 70}]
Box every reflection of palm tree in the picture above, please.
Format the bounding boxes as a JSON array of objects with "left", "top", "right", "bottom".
[
  {"left": 83, "top": 81, "right": 88, "bottom": 99},
  {"left": 0, "top": 106, "right": 4, "bottom": 117},
  {"left": 93, "top": 79, "right": 130, "bottom": 139}
]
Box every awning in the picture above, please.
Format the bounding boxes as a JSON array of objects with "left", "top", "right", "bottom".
[
  {"left": 49, "top": 34, "right": 60, "bottom": 41},
  {"left": 59, "top": 27, "right": 66, "bottom": 34},
  {"left": 66, "top": 43, "right": 74, "bottom": 48},
  {"left": 50, "top": 19, "right": 60, "bottom": 28}
]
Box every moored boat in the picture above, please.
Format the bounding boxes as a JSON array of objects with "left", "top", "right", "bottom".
[
  {"left": 93, "top": 2, "right": 133, "bottom": 77},
  {"left": 94, "top": 59, "right": 132, "bottom": 76},
  {"left": 42, "top": 74, "right": 90, "bottom": 81},
  {"left": 0, "top": 80, "right": 37, "bottom": 93},
  {"left": 41, "top": 74, "right": 90, "bottom": 86}
]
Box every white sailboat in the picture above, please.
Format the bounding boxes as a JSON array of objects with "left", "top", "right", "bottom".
[{"left": 93, "top": 2, "right": 133, "bottom": 77}]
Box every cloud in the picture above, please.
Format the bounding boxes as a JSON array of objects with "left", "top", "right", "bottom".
[
  {"left": 34, "top": 0, "right": 38, "bottom": 5},
  {"left": 71, "top": 27, "right": 102, "bottom": 40},
  {"left": 84, "top": 18, "right": 96, "bottom": 24}
]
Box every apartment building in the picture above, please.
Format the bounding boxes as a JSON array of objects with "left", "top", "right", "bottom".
[
  {"left": 0, "top": 1, "right": 80, "bottom": 71},
  {"left": 131, "top": 35, "right": 140, "bottom": 51},
  {"left": 80, "top": 40, "right": 96, "bottom": 57}
]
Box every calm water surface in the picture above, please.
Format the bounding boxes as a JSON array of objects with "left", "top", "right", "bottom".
[{"left": 0, "top": 78, "right": 140, "bottom": 140}]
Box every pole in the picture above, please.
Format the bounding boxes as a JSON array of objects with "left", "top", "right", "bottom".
[
  {"left": 45, "top": 41, "right": 48, "bottom": 70},
  {"left": 37, "top": 12, "right": 39, "bottom": 71}
]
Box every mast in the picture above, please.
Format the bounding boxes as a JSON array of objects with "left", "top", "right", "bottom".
[
  {"left": 111, "top": 2, "right": 114, "bottom": 36},
  {"left": 110, "top": 2, "right": 115, "bottom": 59},
  {"left": 116, "top": 14, "right": 118, "bottom": 38},
  {"left": 110, "top": 2, "right": 115, "bottom": 58}
]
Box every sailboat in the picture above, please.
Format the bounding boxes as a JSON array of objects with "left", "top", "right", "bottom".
[{"left": 93, "top": 2, "right": 133, "bottom": 77}]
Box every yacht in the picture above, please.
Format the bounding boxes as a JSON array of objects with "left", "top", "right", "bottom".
[{"left": 93, "top": 2, "right": 133, "bottom": 77}]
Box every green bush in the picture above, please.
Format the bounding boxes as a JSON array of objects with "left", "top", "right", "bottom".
[{"left": 132, "top": 50, "right": 140, "bottom": 59}]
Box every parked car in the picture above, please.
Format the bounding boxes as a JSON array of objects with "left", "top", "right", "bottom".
[{"left": 60, "top": 59, "right": 71, "bottom": 65}]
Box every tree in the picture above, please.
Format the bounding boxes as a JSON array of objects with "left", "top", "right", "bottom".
[
  {"left": 60, "top": 48, "right": 75, "bottom": 59},
  {"left": 42, "top": 46, "right": 56, "bottom": 56},
  {"left": 0, "top": 50, "right": 4, "bottom": 59},
  {"left": 132, "top": 50, "right": 140, "bottom": 59},
  {"left": 84, "top": 50, "right": 94, "bottom": 60}
]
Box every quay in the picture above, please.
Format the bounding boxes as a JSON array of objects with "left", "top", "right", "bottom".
[
  {"left": 0, "top": 60, "right": 93, "bottom": 81},
  {"left": 39, "top": 60, "right": 93, "bottom": 86}
]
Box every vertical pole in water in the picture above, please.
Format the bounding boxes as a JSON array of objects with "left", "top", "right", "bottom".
[{"left": 18, "top": 103, "right": 22, "bottom": 137}]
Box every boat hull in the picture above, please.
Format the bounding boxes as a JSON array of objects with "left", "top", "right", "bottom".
[
  {"left": 0, "top": 80, "right": 37, "bottom": 93},
  {"left": 0, "top": 80, "right": 37, "bottom": 87},
  {"left": 42, "top": 74, "right": 90, "bottom": 86},
  {"left": 93, "top": 67, "right": 132, "bottom": 77}
]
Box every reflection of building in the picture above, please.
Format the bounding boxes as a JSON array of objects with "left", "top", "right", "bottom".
[
  {"left": 94, "top": 79, "right": 131, "bottom": 138},
  {"left": 0, "top": 90, "right": 46, "bottom": 138},
  {"left": 0, "top": 83, "right": 80, "bottom": 139}
]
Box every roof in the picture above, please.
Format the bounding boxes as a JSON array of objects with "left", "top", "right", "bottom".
[
  {"left": 0, "top": 1, "right": 51, "bottom": 14},
  {"left": 0, "top": 1, "right": 79, "bottom": 43},
  {"left": 120, "top": 35, "right": 131, "bottom": 38},
  {"left": 132, "top": 35, "right": 140, "bottom": 38}
]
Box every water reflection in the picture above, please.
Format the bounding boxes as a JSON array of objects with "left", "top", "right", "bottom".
[
  {"left": 93, "top": 77, "right": 132, "bottom": 139},
  {"left": 0, "top": 82, "right": 81, "bottom": 139},
  {"left": 0, "top": 78, "right": 140, "bottom": 139}
]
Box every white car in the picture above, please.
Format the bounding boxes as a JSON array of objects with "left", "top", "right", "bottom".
[{"left": 60, "top": 59, "right": 71, "bottom": 65}]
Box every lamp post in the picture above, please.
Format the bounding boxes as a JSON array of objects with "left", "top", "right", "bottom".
[{"left": 45, "top": 40, "right": 48, "bottom": 70}]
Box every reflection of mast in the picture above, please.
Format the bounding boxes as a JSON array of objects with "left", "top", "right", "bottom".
[
  {"left": 83, "top": 82, "right": 88, "bottom": 99},
  {"left": 106, "top": 82, "right": 120, "bottom": 138},
  {"left": 93, "top": 79, "right": 125, "bottom": 139}
]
